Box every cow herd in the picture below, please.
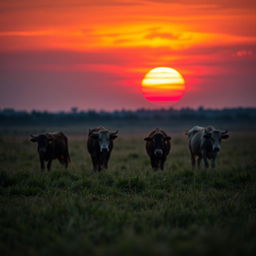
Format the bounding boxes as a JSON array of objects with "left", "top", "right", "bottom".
[{"left": 30, "top": 126, "right": 229, "bottom": 171}]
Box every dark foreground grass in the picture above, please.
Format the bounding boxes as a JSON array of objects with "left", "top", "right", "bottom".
[{"left": 0, "top": 132, "right": 256, "bottom": 256}]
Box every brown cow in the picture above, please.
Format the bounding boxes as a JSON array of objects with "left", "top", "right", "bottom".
[
  {"left": 144, "top": 128, "right": 171, "bottom": 170},
  {"left": 30, "top": 132, "right": 70, "bottom": 171},
  {"left": 87, "top": 127, "right": 118, "bottom": 171}
]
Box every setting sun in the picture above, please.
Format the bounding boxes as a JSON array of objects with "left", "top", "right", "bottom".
[{"left": 141, "top": 67, "right": 186, "bottom": 104}]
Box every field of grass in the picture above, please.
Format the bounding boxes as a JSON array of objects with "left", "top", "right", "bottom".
[{"left": 0, "top": 128, "right": 256, "bottom": 256}]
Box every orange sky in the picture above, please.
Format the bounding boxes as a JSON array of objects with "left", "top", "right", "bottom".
[{"left": 0, "top": 0, "right": 256, "bottom": 110}]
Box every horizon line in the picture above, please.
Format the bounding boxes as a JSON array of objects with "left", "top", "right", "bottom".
[{"left": 1, "top": 106, "right": 256, "bottom": 114}]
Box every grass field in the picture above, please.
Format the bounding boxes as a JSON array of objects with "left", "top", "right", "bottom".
[{"left": 0, "top": 127, "right": 256, "bottom": 256}]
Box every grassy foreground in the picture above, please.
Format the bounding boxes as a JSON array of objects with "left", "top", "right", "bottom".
[{"left": 0, "top": 132, "right": 256, "bottom": 256}]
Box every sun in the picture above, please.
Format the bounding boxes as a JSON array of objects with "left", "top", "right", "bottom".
[{"left": 141, "top": 67, "right": 186, "bottom": 104}]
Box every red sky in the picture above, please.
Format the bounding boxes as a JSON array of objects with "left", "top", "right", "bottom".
[{"left": 0, "top": 0, "right": 256, "bottom": 111}]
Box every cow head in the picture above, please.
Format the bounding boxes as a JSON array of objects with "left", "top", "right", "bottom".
[
  {"left": 30, "top": 134, "right": 53, "bottom": 154},
  {"left": 89, "top": 130, "right": 118, "bottom": 152},
  {"left": 203, "top": 129, "right": 229, "bottom": 152},
  {"left": 144, "top": 133, "right": 171, "bottom": 157}
]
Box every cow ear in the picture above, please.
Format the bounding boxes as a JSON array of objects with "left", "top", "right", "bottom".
[
  {"left": 222, "top": 134, "right": 229, "bottom": 139},
  {"left": 110, "top": 134, "right": 118, "bottom": 140},
  {"left": 110, "top": 130, "right": 118, "bottom": 140},
  {"left": 221, "top": 130, "right": 229, "bottom": 139},
  {"left": 30, "top": 135, "right": 37, "bottom": 142},
  {"left": 165, "top": 136, "right": 171, "bottom": 141},
  {"left": 144, "top": 137, "right": 151, "bottom": 141}
]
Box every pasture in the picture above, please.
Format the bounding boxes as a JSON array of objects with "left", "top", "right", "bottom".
[{"left": 0, "top": 123, "right": 256, "bottom": 256}]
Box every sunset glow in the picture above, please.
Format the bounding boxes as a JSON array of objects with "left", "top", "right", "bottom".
[
  {"left": 142, "top": 67, "right": 186, "bottom": 103},
  {"left": 0, "top": 0, "right": 255, "bottom": 110}
]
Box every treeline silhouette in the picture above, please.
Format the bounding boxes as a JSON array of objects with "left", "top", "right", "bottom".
[{"left": 1, "top": 107, "right": 256, "bottom": 125}]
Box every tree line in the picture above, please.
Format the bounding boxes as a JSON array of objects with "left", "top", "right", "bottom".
[{"left": 0, "top": 107, "right": 256, "bottom": 125}]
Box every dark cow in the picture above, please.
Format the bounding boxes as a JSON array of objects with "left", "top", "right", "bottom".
[
  {"left": 87, "top": 127, "right": 118, "bottom": 171},
  {"left": 30, "top": 132, "right": 70, "bottom": 171},
  {"left": 144, "top": 128, "right": 171, "bottom": 170},
  {"left": 186, "top": 126, "right": 229, "bottom": 168}
]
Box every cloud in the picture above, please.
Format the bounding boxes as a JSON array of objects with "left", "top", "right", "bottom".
[
  {"left": 1, "top": 0, "right": 256, "bottom": 12},
  {"left": 144, "top": 27, "right": 181, "bottom": 40},
  {"left": 235, "top": 50, "right": 253, "bottom": 57},
  {"left": 145, "top": 0, "right": 256, "bottom": 9},
  {"left": 0, "top": 0, "right": 139, "bottom": 12}
]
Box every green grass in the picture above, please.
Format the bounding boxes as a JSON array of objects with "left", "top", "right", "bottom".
[{"left": 0, "top": 132, "right": 256, "bottom": 256}]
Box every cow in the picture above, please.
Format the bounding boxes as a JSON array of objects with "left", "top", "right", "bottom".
[
  {"left": 30, "top": 132, "right": 70, "bottom": 171},
  {"left": 87, "top": 127, "right": 118, "bottom": 171},
  {"left": 144, "top": 128, "right": 171, "bottom": 170},
  {"left": 185, "top": 126, "right": 229, "bottom": 168}
]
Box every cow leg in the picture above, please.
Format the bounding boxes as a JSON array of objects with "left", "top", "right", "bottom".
[
  {"left": 89, "top": 155, "right": 96, "bottom": 171},
  {"left": 61, "top": 154, "right": 69, "bottom": 168},
  {"left": 191, "top": 154, "right": 196, "bottom": 169},
  {"left": 98, "top": 155, "right": 103, "bottom": 171},
  {"left": 64, "top": 157, "right": 69, "bottom": 168},
  {"left": 99, "top": 162, "right": 104, "bottom": 171},
  {"left": 65, "top": 149, "right": 71, "bottom": 165},
  {"left": 150, "top": 158, "right": 158, "bottom": 170},
  {"left": 103, "top": 161, "right": 108, "bottom": 169},
  {"left": 58, "top": 156, "right": 64, "bottom": 166},
  {"left": 160, "top": 157, "right": 166, "bottom": 170},
  {"left": 160, "top": 159, "right": 165, "bottom": 170},
  {"left": 103, "top": 154, "right": 110, "bottom": 169},
  {"left": 91, "top": 156, "right": 98, "bottom": 172},
  {"left": 40, "top": 158, "right": 45, "bottom": 171},
  {"left": 102, "top": 157, "right": 108, "bottom": 170},
  {"left": 47, "top": 160, "right": 52, "bottom": 171},
  {"left": 201, "top": 150, "right": 209, "bottom": 168},
  {"left": 203, "top": 156, "right": 209, "bottom": 168},
  {"left": 211, "top": 158, "right": 216, "bottom": 168},
  {"left": 156, "top": 159, "right": 159, "bottom": 169},
  {"left": 93, "top": 164, "right": 98, "bottom": 172},
  {"left": 60, "top": 155, "right": 68, "bottom": 168},
  {"left": 197, "top": 156, "right": 202, "bottom": 168}
]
